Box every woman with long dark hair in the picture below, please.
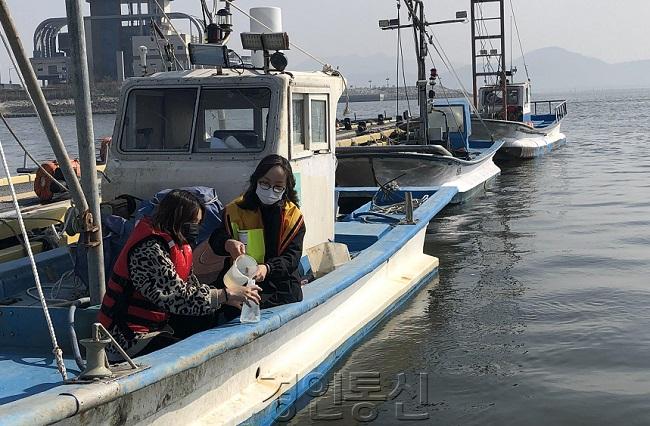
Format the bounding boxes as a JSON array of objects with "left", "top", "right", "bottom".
[
  {"left": 98, "top": 189, "right": 260, "bottom": 359},
  {"left": 209, "top": 154, "right": 306, "bottom": 308}
]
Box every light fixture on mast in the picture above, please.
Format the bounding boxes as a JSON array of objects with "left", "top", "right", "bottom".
[{"left": 240, "top": 32, "right": 290, "bottom": 73}]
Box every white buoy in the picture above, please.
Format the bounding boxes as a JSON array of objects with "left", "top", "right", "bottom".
[{"left": 249, "top": 7, "right": 282, "bottom": 68}]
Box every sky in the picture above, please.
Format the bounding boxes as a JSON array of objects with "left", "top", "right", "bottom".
[{"left": 1, "top": 0, "right": 649, "bottom": 82}]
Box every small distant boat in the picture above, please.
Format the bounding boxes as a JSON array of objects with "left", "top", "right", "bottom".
[
  {"left": 336, "top": 97, "right": 504, "bottom": 205},
  {"left": 468, "top": 0, "right": 568, "bottom": 160},
  {"left": 470, "top": 82, "right": 567, "bottom": 159}
]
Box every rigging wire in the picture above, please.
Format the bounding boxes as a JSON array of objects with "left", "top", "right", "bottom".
[
  {"left": 223, "top": 0, "right": 352, "bottom": 114},
  {"left": 0, "top": 29, "right": 71, "bottom": 193},
  {"left": 397, "top": 7, "right": 412, "bottom": 117},
  {"left": 425, "top": 28, "right": 495, "bottom": 141},
  {"left": 508, "top": 0, "right": 530, "bottom": 81},
  {"left": 0, "top": 133, "right": 68, "bottom": 381},
  {"left": 395, "top": 0, "right": 400, "bottom": 124},
  {"left": 0, "top": 112, "right": 69, "bottom": 193},
  {"left": 151, "top": 0, "right": 189, "bottom": 68},
  {"left": 225, "top": 0, "right": 328, "bottom": 68},
  {"left": 426, "top": 51, "right": 465, "bottom": 151}
]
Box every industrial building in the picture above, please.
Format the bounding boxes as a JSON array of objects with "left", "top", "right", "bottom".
[{"left": 30, "top": 0, "right": 202, "bottom": 84}]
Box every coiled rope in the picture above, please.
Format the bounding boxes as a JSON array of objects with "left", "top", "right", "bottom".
[{"left": 0, "top": 134, "right": 67, "bottom": 381}]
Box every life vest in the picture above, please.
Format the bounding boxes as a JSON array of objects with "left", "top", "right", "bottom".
[
  {"left": 34, "top": 159, "right": 81, "bottom": 202},
  {"left": 97, "top": 217, "right": 192, "bottom": 337},
  {"left": 225, "top": 196, "right": 304, "bottom": 263}
]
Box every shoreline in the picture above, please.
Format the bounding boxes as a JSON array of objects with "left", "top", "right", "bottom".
[{"left": 2, "top": 109, "right": 117, "bottom": 118}]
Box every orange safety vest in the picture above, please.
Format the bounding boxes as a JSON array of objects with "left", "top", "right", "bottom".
[
  {"left": 98, "top": 218, "right": 192, "bottom": 337},
  {"left": 225, "top": 196, "right": 304, "bottom": 262}
]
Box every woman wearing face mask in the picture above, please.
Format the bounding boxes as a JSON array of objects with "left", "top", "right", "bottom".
[
  {"left": 98, "top": 189, "right": 261, "bottom": 360},
  {"left": 209, "top": 154, "right": 305, "bottom": 308}
]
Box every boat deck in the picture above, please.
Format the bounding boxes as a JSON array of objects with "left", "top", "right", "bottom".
[{"left": 0, "top": 187, "right": 456, "bottom": 416}]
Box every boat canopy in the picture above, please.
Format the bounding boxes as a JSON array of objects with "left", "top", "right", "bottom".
[{"left": 478, "top": 81, "right": 532, "bottom": 122}]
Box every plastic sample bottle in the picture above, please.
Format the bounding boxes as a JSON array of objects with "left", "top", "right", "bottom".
[{"left": 240, "top": 278, "right": 261, "bottom": 323}]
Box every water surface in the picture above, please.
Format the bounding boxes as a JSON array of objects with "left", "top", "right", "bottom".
[{"left": 289, "top": 88, "right": 650, "bottom": 424}]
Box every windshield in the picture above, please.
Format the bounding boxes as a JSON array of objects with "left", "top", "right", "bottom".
[
  {"left": 194, "top": 87, "right": 271, "bottom": 153},
  {"left": 120, "top": 88, "right": 197, "bottom": 152},
  {"left": 119, "top": 86, "right": 272, "bottom": 153},
  {"left": 432, "top": 105, "right": 465, "bottom": 133},
  {"left": 481, "top": 87, "right": 521, "bottom": 107}
]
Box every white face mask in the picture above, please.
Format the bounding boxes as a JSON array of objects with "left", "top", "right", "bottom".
[{"left": 256, "top": 184, "right": 285, "bottom": 205}]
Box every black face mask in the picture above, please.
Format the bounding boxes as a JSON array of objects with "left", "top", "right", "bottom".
[{"left": 181, "top": 223, "right": 200, "bottom": 246}]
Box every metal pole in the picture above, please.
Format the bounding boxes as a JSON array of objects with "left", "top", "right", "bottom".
[
  {"left": 499, "top": 0, "right": 508, "bottom": 118},
  {"left": 0, "top": 0, "right": 88, "bottom": 212},
  {"left": 417, "top": 1, "right": 428, "bottom": 145},
  {"left": 470, "top": 1, "right": 478, "bottom": 107},
  {"left": 65, "top": 0, "right": 106, "bottom": 305}
]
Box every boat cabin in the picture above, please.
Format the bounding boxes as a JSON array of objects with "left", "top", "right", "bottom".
[
  {"left": 477, "top": 81, "right": 532, "bottom": 123},
  {"left": 104, "top": 69, "right": 344, "bottom": 250},
  {"left": 427, "top": 98, "right": 472, "bottom": 151}
]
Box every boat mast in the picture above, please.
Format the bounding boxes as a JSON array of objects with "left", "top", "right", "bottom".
[
  {"left": 470, "top": 0, "right": 508, "bottom": 115},
  {"left": 381, "top": 1, "right": 466, "bottom": 144},
  {"left": 414, "top": 1, "right": 428, "bottom": 145},
  {"left": 65, "top": 0, "right": 106, "bottom": 304}
]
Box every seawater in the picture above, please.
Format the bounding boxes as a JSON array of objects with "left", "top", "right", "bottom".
[
  {"left": 3, "top": 89, "right": 650, "bottom": 424},
  {"left": 289, "top": 89, "right": 650, "bottom": 424},
  {"left": 0, "top": 114, "right": 115, "bottom": 170}
]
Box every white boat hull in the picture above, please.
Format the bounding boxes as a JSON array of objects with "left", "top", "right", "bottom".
[
  {"left": 336, "top": 144, "right": 503, "bottom": 204},
  {"left": 0, "top": 191, "right": 454, "bottom": 426},
  {"left": 471, "top": 118, "right": 566, "bottom": 159}
]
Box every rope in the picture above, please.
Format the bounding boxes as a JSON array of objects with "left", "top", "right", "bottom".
[
  {"left": 0, "top": 112, "right": 69, "bottom": 193},
  {"left": 425, "top": 28, "right": 495, "bottom": 141},
  {"left": 1, "top": 29, "right": 71, "bottom": 193},
  {"left": 508, "top": 0, "right": 530, "bottom": 81},
  {"left": 397, "top": 11, "right": 412, "bottom": 116},
  {"left": 372, "top": 195, "right": 429, "bottom": 215},
  {"left": 0, "top": 28, "right": 31, "bottom": 105},
  {"left": 0, "top": 134, "right": 67, "bottom": 381}
]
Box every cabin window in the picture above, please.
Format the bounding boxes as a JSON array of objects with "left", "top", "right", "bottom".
[
  {"left": 433, "top": 105, "right": 465, "bottom": 133},
  {"left": 292, "top": 95, "right": 306, "bottom": 151},
  {"left": 481, "top": 88, "right": 520, "bottom": 107},
  {"left": 120, "top": 88, "right": 197, "bottom": 152},
  {"left": 290, "top": 93, "right": 330, "bottom": 157},
  {"left": 309, "top": 97, "right": 328, "bottom": 150},
  {"left": 194, "top": 87, "right": 271, "bottom": 153}
]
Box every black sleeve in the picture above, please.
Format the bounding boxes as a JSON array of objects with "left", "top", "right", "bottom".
[
  {"left": 208, "top": 210, "right": 231, "bottom": 256},
  {"left": 266, "top": 223, "right": 305, "bottom": 279}
]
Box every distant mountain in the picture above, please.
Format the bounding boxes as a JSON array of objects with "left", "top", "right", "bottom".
[
  {"left": 295, "top": 47, "right": 650, "bottom": 91},
  {"left": 492, "top": 47, "right": 650, "bottom": 91}
]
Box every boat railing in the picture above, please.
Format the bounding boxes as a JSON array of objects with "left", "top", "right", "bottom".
[{"left": 531, "top": 99, "right": 568, "bottom": 121}]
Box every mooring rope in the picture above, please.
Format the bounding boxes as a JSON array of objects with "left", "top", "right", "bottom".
[{"left": 0, "top": 134, "right": 68, "bottom": 381}]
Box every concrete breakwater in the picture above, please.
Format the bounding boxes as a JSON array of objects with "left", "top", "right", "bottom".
[
  {"left": 339, "top": 85, "right": 465, "bottom": 103},
  {"left": 0, "top": 82, "right": 120, "bottom": 117}
]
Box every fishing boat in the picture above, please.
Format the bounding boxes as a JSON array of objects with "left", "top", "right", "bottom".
[
  {"left": 334, "top": 0, "right": 504, "bottom": 206},
  {"left": 0, "top": 2, "right": 457, "bottom": 424},
  {"left": 468, "top": 0, "right": 568, "bottom": 159}
]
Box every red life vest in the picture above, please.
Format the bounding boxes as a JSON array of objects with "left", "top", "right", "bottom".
[{"left": 97, "top": 217, "right": 192, "bottom": 338}]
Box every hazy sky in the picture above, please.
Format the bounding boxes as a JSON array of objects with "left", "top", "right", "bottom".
[{"left": 1, "top": 0, "right": 649, "bottom": 80}]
